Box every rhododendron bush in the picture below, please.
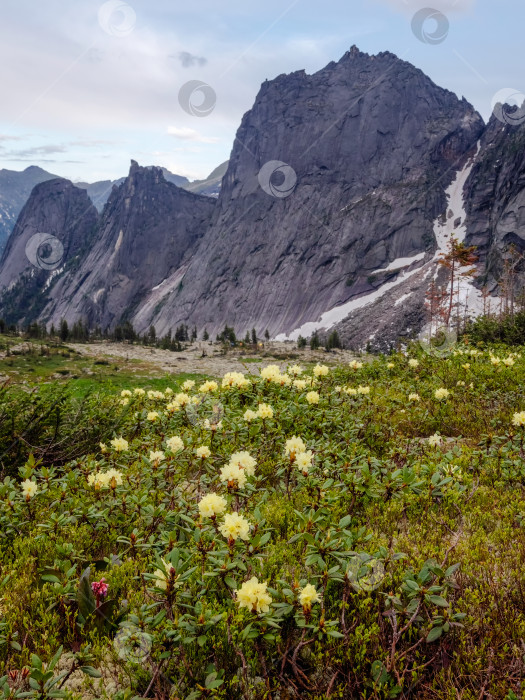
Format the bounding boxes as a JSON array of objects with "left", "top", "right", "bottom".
[{"left": 2, "top": 344, "right": 525, "bottom": 698}]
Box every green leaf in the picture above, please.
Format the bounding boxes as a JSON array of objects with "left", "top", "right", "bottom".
[
  {"left": 80, "top": 666, "right": 102, "bottom": 678},
  {"left": 426, "top": 626, "right": 443, "bottom": 642},
  {"left": 428, "top": 595, "right": 449, "bottom": 607},
  {"left": 77, "top": 568, "right": 95, "bottom": 621}
]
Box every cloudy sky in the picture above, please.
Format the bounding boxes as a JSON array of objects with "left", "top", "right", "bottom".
[{"left": 0, "top": 0, "right": 523, "bottom": 182}]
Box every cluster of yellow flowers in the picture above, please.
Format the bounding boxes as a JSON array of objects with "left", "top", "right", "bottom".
[
  {"left": 243, "top": 404, "right": 274, "bottom": 421},
  {"left": 153, "top": 558, "right": 177, "bottom": 590},
  {"left": 221, "top": 372, "right": 251, "bottom": 389},
  {"left": 199, "top": 380, "right": 219, "bottom": 393},
  {"left": 88, "top": 468, "right": 123, "bottom": 489},
  {"left": 195, "top": 445, "right": 211, "bottom": 459},
  {"left": 219, "top": 451, "right": 257, "bottom": 488},
  {"left": 260, "top": 364, "right": 292, "bottom": 386},
  {"left": 284, "top": 436, "right": 313, "bottom": 474},
  {"left": 313, "top": 364, "right": 330, "bottom": 377},
  {"left": 237, "top": 577, "right": 272, "bottom": 613},
  {"left": 512, "top": 411, "right": 525, "bottom": 427},
  {"left": 198, "top": 492, "right": 227, "bottom": 517},
  {"left": 110, "top": 437, "right": 129, "bottom": 452},
  {"left": 408, "top": 358, "right": 419, "bottom": 368},
  {"left": 408, "top": 393, "right": 420, "bottom": 402},
  {"left": 428, "top": 433, "right": 442, "bottom": 447},
  {"left": 149, "top": 450, "right": 165, "bottom": 464},
  {"left": 348, "top": 360, "right": 363, "bottom": 370},
  {"left": 343, "top": 385, "right": 370, "bottom": 396},
  {"left": 306, "top": 390, "right": 320, "bottom": 404},
  {"left": 434, "top": 388, "right": 450, "bottom": 401},
  {"left": 219, "top": 511, "right": 251, "bottom": 541},
  {"left": 166, "top": 436, "right": 184, "bottom": 453}
]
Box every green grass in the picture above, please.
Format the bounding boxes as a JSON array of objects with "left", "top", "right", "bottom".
[{"left": 2, "top": 342, "right": 525, "bottom": 698}]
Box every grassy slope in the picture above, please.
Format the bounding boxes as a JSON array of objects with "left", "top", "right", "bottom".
[{"left": 1, "top": 342, "right": 525, "bottom": 698}]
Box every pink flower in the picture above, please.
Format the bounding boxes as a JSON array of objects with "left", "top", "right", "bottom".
[{"left": 91, "top": 578, "right": 108, "bottom": 599}]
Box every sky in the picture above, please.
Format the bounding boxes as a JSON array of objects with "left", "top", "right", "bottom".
[{"left": 0, "top": 0, "right": 523, "bottom": 183}]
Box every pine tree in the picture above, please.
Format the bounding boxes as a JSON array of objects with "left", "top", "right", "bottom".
[
  {"left": 251, "top": 328, "right": 257, "bottom": 344},
  {"left": 60, "top": 319, "right": 69, "bottom": 342}
]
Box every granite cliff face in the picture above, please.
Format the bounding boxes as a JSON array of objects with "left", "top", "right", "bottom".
[
  {"left": 39, "top": 162, "right": 216, "bottom": 329},
  {"left": 4, "top": 47, "right": 525, "bottom": 346},
  {"left": 0, "top": 178, "right": 99, "bottom": 324},
  {"left": 134, "top": 46, "right": 484, "bottom": 338}
]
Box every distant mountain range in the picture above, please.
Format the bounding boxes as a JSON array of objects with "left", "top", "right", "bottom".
[
  {"left": 0, "top": 46, "right": 523, "bottom": 349},
  {"left": 0, "top": 161, "right": 227, "bottom": 255}
]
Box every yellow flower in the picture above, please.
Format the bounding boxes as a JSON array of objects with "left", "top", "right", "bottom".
[
  {"left": 147, "top": 411, "right": 160, "bottom": 422},
  {"left": 306, "top": 391, "right": 320, "bottom": 405},
  {"left": 147, "top": 390, "right": 164, "bottom": 400},
  {"left": 357, "top": 385, "right": 370, "bottom": 395},
  {"left": 198, "top": 492, "right": 227, "bottom": 518},
  {"left": 133, "top": 388, "right": 145, "bottom": 396},
  {"left": 219, "top": 512, "right": 251, "bottom": 541},
  {"left": 99, "top": 442, "right": 108, "bottom": 453},
  {"left": 288, "top": 364, "right": 303, "bottom": 376},
  {"left": 503, "top": 357, "right": 515, "bottom": 367},
  {"left": 408, "top": 393, "right": 420, "bottom": 402},
  {"left": 260, "top": 364, "right": 281, "bottom": 381},
  {"left": 243, "top": 409, "right": 258, "bottom": 422},
  {"left": 229, "top": 451, "right": 256, "bottom": 476},
  {"left": 387, "top": 362, "right": 395, "bottom": 369},
  {"left": 296, "top": 450, "right": 313, "bottom": 473},
  {"left": 298, "top": 583, "right": 321, "bottom": 610},
  {"left": 153, "top": 558, "right": 176, "bottom": 590},
  {"left": 313, "top": 364, "right": 329, "bottom": 377},
  {"left": 220, "top": 463, "right": 247, "bottom": 488},
  {"left": 408, "top": 359, "right": 419, "bottom": 368},
  {"left": 490, "top": 356, "right": 500, "bottom": 366},
  {"left": 195, "top": 446, "right": 211, "bottom": 459},
  {"left": 428, "top": 433, "right": 442, "bottom": 447},
  {"left": 21, "top": 479, "right": 38, "bottom": 499},
  {"left": 349, "top": 360, "right": 363, "bottom": 370},
  {"left": 166, "top": 436, "right": 184, "bottom": 453},
  {"left": 174, "top": 393, "right": 191, "bottom": 406},
  {"left": 293, "top": 379, "right": 307, "bottom": 390},
  {"left": 149, "top": 450, "right": 165, "bottom": 463},
  {"left": 236, "top": 577, "right": 272, "bottom": 614},
  {"left": 120, "top": 398, "right": 129, "bottom": 406},
  {"left": 345, "top": 387, "right": 358, "bottom": 396},
  {"left": 257, "top": 403, "right": 274, "bottom": 419},
  {"left": 182, "top": 379, "right": 195, "bottom": 391},
  {"left": 164, "top": 387, "right": 173, "bottom": 396},
  {"left": 105, "top": 468, "right": 123, "bottom": 487},
  {"left": 166, "top": 401, "right": 181, "bottom": 413},
  {"left": 199, "top": 380, "right": 218, "bottom": 393},
  {"left": 110, "top": 437, "right": 129, "bottom": 452},
  {"left": 121, "top": 390, "right": 132, "bottom": 397},
  {"left": 462, "top": 363, "right": 470, "bottom": 369},
  {"left": 434, "top": 388, "right": 450, "bottom": 400},
  {"left": 285, "top": 436, "right": 306, "bottom": 458},
  {"left": 512, "top": 411, "right": 525, "bottom": 427},
  {"left": 222, "top": 372, "right": 251, "bottom": 389}
]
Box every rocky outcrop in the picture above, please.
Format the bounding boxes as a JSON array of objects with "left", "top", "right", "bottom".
[
  {"left": 138, "top": 46, "right": 484, "bottom": 338},
  {"left": 0, "top": 178, "right": 99, "bottom": 324},
  {"left": 39, "top": 162, "right": 216, "bottom": 329},
  {"left": 464, "top": 112, "right": 525, "bottom": 284}
]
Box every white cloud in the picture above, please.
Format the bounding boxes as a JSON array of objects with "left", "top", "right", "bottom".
[
  {"left": 375, "top": 0, "right": 476, "bottom": 14},
  {"left": 167, "top": 127, "right": 220, "bottom": 143}
]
